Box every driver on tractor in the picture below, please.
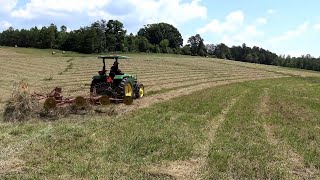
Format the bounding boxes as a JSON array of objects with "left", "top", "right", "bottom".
[
  {"left": 110, "top": 61, "right": 124, "bottom": 75},
  {"left": 107, "top": 60, "right": 124, "bottom": 83}
]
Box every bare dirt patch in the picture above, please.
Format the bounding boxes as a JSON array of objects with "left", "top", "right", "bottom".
[{"left": 147, "top": 159, "right": 201, "bottom": 180}]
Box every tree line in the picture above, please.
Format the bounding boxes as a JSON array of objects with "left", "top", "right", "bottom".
[{"left": 1, "top": 19, "right": 320, "bottom": 71}]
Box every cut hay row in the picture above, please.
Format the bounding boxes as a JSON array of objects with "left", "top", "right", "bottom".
[
  {"left": 69, "top": 65, "right": 193, "bottom": 73},
  {"left": 0, "top": 57, "right": 69, "bottom": 67},
  {"left": 2, "top": 64, "right": 66, "bottom": 75},
  {"left": 38, "top": 69, "right": 263, "bottom": 87},
  {"left": 0, "top": 72, "right": 230, "bottom": 93},
  {"left": 0, "top": 71, "right": 284, "bottom": 98},
  {"left": 141, "top": 74, "right": 237, "bottom": 86},
  {"left": 33, "top": 74, "right": 284, "bottom": 99},
  {"left": 0, "top": 64, "right": 62, "bottom": 75},
  {"left": 146, "top": 74, "right": 285, "bottom": 92},
  {"left": 146, "top": 77, "right": 245, "bottom": 92},
  {"left": 42, "top": 72, "right": 214, "bottom": 86},
  {"left": 0, "top": 59, "right": 69, "bottom": 71},
  {"left": 35, "top": 72, "right": 214, "bottom": 89},
  {"left": 0, "top": 66, "right": 60, "bottom": 78},
  {"left": 0, "top": 58, "right": 68, "bottom": 68},
  {"left": 211, "top": 59, "right": 320, "bottom": 77},
  {"left": 55, "top": 68, "right": 213, "bottom": 77},
  {"left": 0, "top": 48, "right": 299, "bottom": 112},
  {"left": 55, "top": 71, "right": 214, "bottom": 81}
]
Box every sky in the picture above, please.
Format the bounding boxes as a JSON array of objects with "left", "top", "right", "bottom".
[{"left": 0, "top": 0, "right": 319, "bottom": 57}]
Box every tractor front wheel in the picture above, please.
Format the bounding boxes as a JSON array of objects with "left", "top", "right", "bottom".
[{"left": 135, "top": 84, "right": 144, "bottom": 98}]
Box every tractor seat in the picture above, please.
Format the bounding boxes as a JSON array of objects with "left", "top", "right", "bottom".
[
  {"left": 109, "top": 72, "right": 116, "bottom": 79},
  {"left": 107, "top": 72, "right": 116, "bottom": 83}
]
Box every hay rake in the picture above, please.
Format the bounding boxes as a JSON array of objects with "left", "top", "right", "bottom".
[{"left": 35, "top": 87, "right": 133, "bottom": 111}]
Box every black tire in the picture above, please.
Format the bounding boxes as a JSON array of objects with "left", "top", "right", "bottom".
[
  {"left": 91, "top": 80, "right": 110, "bottom": 95},
  {"left": 96, "top": 82, "right": 114, "bottom": 96},
  {"left": 116, "top": 78, "right": 133, "bottom": 98},
  {"left": 90, "top": 79, "right": 101, "bottom": 93},
  {"left": 135, "top": 83, "right": 144, "bottom": 98}
]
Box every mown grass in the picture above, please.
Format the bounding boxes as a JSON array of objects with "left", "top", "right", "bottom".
[
  {"left": 266, "top": 77, "right": 320, "bottom": 168},
  {"left": 1, "top": 77, "right": 320, "bottom": 179},
  {"left": 1, "top": 46, "right": 192, "bottom": 59},
  {"left": 1, "top": 46, "right": 87, "bottom": 57},
  {"left": 205, "top": 77, "right": 320, "bottom": 179},
  {"left": 1, "top": 82, "right": 242, "bottom": 178},
  {"left": 1, "top": 47, "right": 320, "bottom": 178},
  {"left": 206, "top": 85, "right": 284, "bottom": 178}
]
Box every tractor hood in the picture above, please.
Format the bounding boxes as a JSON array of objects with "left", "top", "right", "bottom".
[{"left": 114, "top": 74, "right": 135, "bottom": 80}]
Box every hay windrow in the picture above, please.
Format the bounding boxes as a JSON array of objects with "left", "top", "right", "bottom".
[{"left": 3, "top": 82, "right": 40, "bottom": 122}]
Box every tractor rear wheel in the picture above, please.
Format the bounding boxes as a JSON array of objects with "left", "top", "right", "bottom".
[
  {"left": 135, "top": 84, "right": 144, "bottom": 98},
  {"left": 116, "top": 78, "right": 133, "bottom": 98},
  {"left": 93, "top": 82, "right": 114, "bottom": 96},
  {"left": 90, "top": 79, "right": 101, "bottom": 93}
]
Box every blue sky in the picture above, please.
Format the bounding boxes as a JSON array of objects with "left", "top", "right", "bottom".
[{"left": 0, "top": 0, "right": 319, "bottom": 57}]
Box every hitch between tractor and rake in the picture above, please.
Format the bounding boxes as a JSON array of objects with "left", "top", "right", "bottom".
[{"left": 36, "top": 87, "right": 133, "bottom": 111}]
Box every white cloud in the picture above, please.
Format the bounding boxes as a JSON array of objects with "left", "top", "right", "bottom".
[
  {"left": 125, "top": 0, "right": 207, "bottom": 25},
  {"left": 11, "top": 0, "right": 207, "bottom": 27},
  {"left": 266, "top": 22, "right": 310, "bottom": 56},
  {"left": 87, "top": 10, "right": 123, "bottom": 20},
  {"left": 0, "top": 20, "right": 12, "bottom": 31},
  {"left": 221, "top": 25, "right": 264, "bottom": 47},
  {"left": 11, "top": 0, "right": 112, "bottom": 19},
  {"left": 314, "top": 24, "right": 320, "bottom": 31},
  {"left": 0, "top": 0, "right": 17, "bottom": 13},
  {"left": 267, "top": 9, "right": 276, "bottom": 14},
  {"left": 269, "top": 22, "right": 309, "bottom": 43},
  {"left": 197, "top": 10, "right": 266, "bottom": 47},
  {"left": 197, "top": 10, "right": 244, "bottom": 34},
  {"left": 257, "top": 17, "right": 267, "bottom": 25}
]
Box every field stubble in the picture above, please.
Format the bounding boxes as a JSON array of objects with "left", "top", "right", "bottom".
[
  {"left": 0, "top": 49, "right": 305, "bottom": 112},
  {"left": 1, "top": 48, "right": 320, "bottom": 178}
]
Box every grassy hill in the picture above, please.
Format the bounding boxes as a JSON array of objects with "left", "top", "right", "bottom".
[{"left": 0, "top": 47, "right": 319, "bottom": 179}]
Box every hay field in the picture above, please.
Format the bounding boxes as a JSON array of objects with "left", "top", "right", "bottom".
[
  {"left": 2, "top": 47, "right": 317, "bottom": 111},
  {"left": 1, "top": 47, "right": 320, "bottom": 179}
]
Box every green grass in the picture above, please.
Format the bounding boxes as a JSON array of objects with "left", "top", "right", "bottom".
[
  {"left": 1, "top": 77, "right": 320, "bottom": 179},
  {"left": 206, "top": 86, "right": 283, "bottom": 178},
  {"left": 266, "top": 77, "right": 320, "bottom": 168}
]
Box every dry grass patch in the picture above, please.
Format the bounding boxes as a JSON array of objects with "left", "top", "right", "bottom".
[{"left": 3, "top": 82, "right": 40, "bottom": 122}]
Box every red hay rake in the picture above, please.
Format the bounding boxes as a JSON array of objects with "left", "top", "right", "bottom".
[{"left": 35, "top": 87, "right": 133, "bottom": 111}]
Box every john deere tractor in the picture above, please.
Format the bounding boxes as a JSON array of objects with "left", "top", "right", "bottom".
[{"left": 90, "top": 55, "right": 144, "bottom": 104}]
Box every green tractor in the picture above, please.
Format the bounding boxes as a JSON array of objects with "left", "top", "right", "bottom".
[{"left": 90, "top": 55, "right": 144, "bottom": 104}]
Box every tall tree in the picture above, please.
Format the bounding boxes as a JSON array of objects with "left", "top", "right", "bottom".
[
  {"left": 187, "top": 34, "right": 206, "bottom": 56},
  {"left": 206, "top": 44, "right": 216, "bottom": 55},
  {"left": 137, "top": 23, "right": 183, "bottom": 49},
  {"left": 214, "top": 43, "right": 232, "bottom": 59},
  {"left": 105, "top": 20, "right": 126, "bottom": 52}
]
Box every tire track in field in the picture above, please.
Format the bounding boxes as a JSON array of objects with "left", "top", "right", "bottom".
[
  {"left": 259, "top": 88, "right": 318, "bottom": 179},
  {"left": 145, "top": 90, "right": 248, "bottom": 180}
]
